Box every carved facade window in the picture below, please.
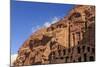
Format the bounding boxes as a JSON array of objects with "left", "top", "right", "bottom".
[
  {"left": 92, "top": 48, "right": 95, "bottom": 53},
  {"left": 82, "top": 46, "right": 85, "bottom": 52},
  {"left": 57, "top": 24, "right": 64, "bottom": 28},
  {"left": 84, "top": 53, "right": 87, "bottom": 61},
  {"left": 76, "top": 32, "right": 81, "bottom": 41},
  {"left": 51, "top": 27, "right": 54, "bottom": 31},
  {"left": 47, "top": 27, "right": 54, "bottom": 31},
  {"left": 89, "top": 56, "right": 94, "bottom": 61},
  {"left": 87, "top": 47, "right": 90, "bottom": 52},
  {"left": 65, "top": 56, "right": 69, "bottom": 63},
  {"left": 72, "top": 33, "right": 75, "bottom": 46},
  {"left": 60, "top": 57, "right": 64, "bottom": 59},
  {"left": 78, "top": 57, "right": 81, "bottom": 62},
  {"left": 58, "top": 50, "right": 61, "bottom": 56},
  {"left": 50, "top": 52, "right": 55, "bottom": 60},
  {"left": 68, "top": 48, "right": 71, "bottom": 53},
  {"left": 77, "top": 47, "right": 81, "bottom": 53},
  {"left": 63, "top": 49, "right": 66, "bottom": 55}
]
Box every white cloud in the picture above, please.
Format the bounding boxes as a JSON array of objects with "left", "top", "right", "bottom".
[
  {"left": 31, "top": 16, "right": 60, "bottom": 33},
  {"left": 51, "top": 16, "right": 59, "bottom": 24},
  {"left": 44, "top": 22, "right": 51, "bottom": 27},
  {"left": 32, "top": 25, "right": 41, "bottom": 33},
  {"left": 43, "top": 16, "right": 60, "bottom": 27}
]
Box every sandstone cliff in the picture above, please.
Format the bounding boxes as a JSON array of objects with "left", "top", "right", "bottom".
[{"left": 13, "top": 5, "right": 95, "bottom": 66}]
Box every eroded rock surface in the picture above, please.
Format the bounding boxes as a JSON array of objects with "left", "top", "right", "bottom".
[{"left": 13, "top": 5, "right": 95, "bottom": 66}]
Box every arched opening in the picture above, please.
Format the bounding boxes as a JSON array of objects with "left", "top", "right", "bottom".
[
  {"left": 68, "top": 12, "right": 81, "bottom": 20},
  {"left": 74, "top": 13, "right": 81, "bottom": 18}
]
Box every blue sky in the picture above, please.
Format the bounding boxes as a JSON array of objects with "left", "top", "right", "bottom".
[{"left": 11, "top": 0, "right": 75, "bottom": 54}]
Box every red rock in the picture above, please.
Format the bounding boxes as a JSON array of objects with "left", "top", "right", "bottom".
[{"left": 13, "top": 5, "right": 95, "bottom": 66}]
